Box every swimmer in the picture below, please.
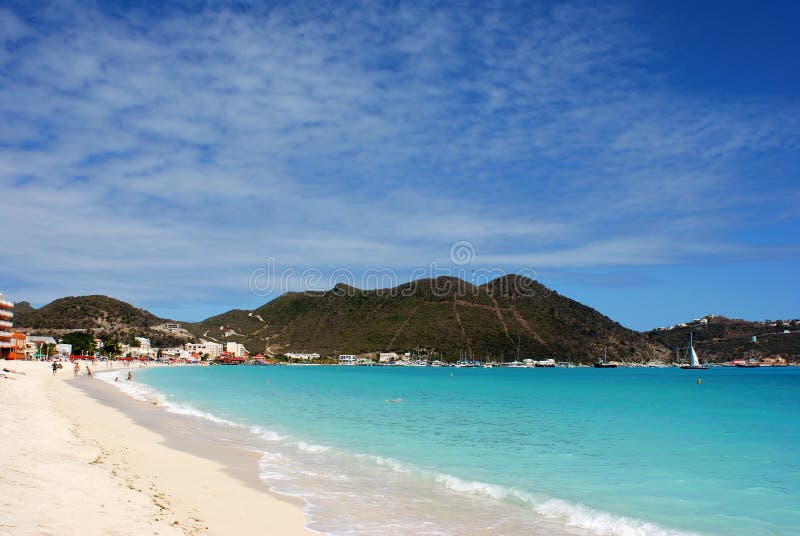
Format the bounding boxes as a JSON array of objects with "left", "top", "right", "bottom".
[{"left": 385, "top": 397, "right": 402, "bottom": 403}]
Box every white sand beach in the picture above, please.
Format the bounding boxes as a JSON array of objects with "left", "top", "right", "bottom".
[{"left": 0, "top": 360, "right": 311, "bottom": 536}]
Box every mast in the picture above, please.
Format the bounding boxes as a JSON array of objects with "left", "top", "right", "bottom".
[{"left": 689, "top": 332, "right": 700, "bottom": 367}]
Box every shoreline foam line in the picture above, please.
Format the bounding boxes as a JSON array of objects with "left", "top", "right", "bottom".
[{"left": 100, "top": 369, "right": 695, "bottom": 536}]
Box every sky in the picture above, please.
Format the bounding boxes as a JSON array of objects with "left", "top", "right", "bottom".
[{"left": 1, "top": 0, "right": 798, "bottom": 330}]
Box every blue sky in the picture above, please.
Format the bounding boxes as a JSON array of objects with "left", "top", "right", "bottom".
[{"left": 1, "top": 0, "right": 798, "bottom": 330}]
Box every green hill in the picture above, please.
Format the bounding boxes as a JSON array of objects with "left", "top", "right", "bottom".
[
  {"left": 14, "top": 295, "right": 190, "bottom": 347},
  {"left": 194, "top": 275, "right": 668, "bottom": 362},
  {"left": 646, "top": 316, "right": 800, "bottom": 361}
]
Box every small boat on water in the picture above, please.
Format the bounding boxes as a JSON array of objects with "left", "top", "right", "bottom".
[
  {"left": 594, "top": 347, "right": 617, "bottom": 368},
  {"left": 593, "top": 361, "right": 617, "bottom": 368},
  {"left": 680, "top": 333, "right": 708, "bottom": 370}
]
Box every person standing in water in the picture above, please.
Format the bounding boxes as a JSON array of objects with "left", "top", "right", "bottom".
[
  {"left": 73, "top": 362, "right": 80, "bottom": 377},
  {"left": 86, "top": 365, "right": 92, "bottom": 378},
  {"left": 126, "top": 371, "right": 133, "bottom": 381}
]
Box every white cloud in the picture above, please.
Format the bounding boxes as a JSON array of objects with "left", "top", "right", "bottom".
[{"left": 1, "top": 1, "right": 797, "bottom": 315}]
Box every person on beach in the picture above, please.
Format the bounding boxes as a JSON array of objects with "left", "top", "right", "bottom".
[
  {"left": 127, "top": 371, "right": 133, "bottom": 381},
  {"left": 74, "top": 363, "right": 80, "bottom": 377},
  {"left": 86, "top": 366, "right": 93, "bottom": 378},
  {"left": 52, "top": 361, "right": 58, "bottom": 375}
]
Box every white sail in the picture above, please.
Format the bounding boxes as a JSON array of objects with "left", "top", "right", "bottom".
[{"left": 689, "top": 345, "right": 700, "bottom": 367}]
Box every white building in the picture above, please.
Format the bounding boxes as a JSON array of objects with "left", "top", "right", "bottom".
[
  {"left": 226, "top": 341, "right": 248, "bottom": 357},
  {"left": 120, "top": 343, "right": 157, "bottom": 359},
  {"left": 338, "top": 354, "right": 356, "bottom": 365},
  {"left": 135, "top": 337, "right": 151, "bottom": 349},
  {"left": 285, "top": 352, "right": 320, "bottom": 361},
  {"left": 379, "top": 352, "right": 398, "bottom": 363},
  {"left": 185, "top": 341, "right": 223, "bottom": 357},
  {"left": 26, "top": 336, "right": 57, "bottom": 358},
  {"left": 161, "top": 347, "right": 192, "bottom": 359},
  {"left": 55, "top": 343, "right": 72, "bottom": 358}
]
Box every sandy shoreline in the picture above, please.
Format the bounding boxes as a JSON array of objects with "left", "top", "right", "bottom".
[{"left": 0, "top": 360, "right": 312, "bottom": 536}]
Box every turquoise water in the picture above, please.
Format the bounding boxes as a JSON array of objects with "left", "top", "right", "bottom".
[{"left": 109, "top": 366, "right": 800, "bottom": 535}]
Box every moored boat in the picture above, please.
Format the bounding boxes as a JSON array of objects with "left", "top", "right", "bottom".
[{"left": 594, "top": 347, "right": 617, "bottom": 368}]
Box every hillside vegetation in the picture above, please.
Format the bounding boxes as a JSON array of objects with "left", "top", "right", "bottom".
[
  {"left": 193, "top": 275, "right": 667, "bottom": 362},
  {"left": 15, "top": 279, "right": 797, "bottom": 362},
  {"left": 14, "top": 295, "right": 189, "bottom": 347},
  {"left": 646, "top": 316, "right": 800, "bottom": 361}
]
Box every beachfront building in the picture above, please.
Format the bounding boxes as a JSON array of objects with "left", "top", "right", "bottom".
[
  {"left": 27, "top": 335, "right": 57, "bottom": 359},
  {"left": 6, "top": 332, "right": 27, "bottom": 360},
  {"left": 0, "top": 292, "right": 13, "bottom": 359},
  {"left": 285, "top": 352, "right": 320, "bottom": 361},
  {"left": 185, "top": 341, "right": 222, "bottom": 358},
  {"left": 379, "top": 352, "right": 398, "bottom": 363},
  {"left": 161, "top": 347, "right": 192, "bottom": 359},
  {"left": 55, "top": 343, "right": 72, "bottom": 359},
  {"left": 225, "top": 341, "right": 248, "bottom": 358},
  {"left": 338, "top": 354, "right": 357, "bottom": 365},
  {"left": 119, "top": 342, "right": 157, "bottom": 359},
  {"left": 135, "top": 336, "right": 151, "bottom": 349}
]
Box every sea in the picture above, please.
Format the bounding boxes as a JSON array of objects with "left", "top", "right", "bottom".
[{"left": 99, "top": 366, "right": 800, "bottom": 536}]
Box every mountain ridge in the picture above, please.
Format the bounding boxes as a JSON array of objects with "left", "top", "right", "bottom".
[
  {"left": 188, "top": 275, "right": 666, "bottom": 361},
  {"left": 12, "top": 277, "right": 798, "bottom": 361}
]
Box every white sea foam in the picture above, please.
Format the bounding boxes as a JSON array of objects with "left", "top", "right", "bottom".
[
  {"left": 97, "top": 370, "right": 238, "bottom": 427},
  {"left": 258, "top": 452, "right": 293, "bottom": 481},
  {"left": 162, "top": 403, "right": 239, "bottom": 426},
  {"left": 433, "top": 473, "right": 529, "bottom": 502},
  {"left": 97, "top": 371, "right": 164, "bottom": 403},
  {"left": 361, "top": 454, "right": 412, "bottom": 473},
  {"left": 258, "top": 429, "right": 288, "bottom": 442},
  {"left": 352, "top": 449, "right": 693, "bottom": 536},
  {"left": 297, "top": 441, "right": 330, "bottom": 453},
  {"left": 434, "top": 473, "right": 695, "bottom": 535},
  {"left": 535, "top": 498, "right": 696, "bottom": 536}
]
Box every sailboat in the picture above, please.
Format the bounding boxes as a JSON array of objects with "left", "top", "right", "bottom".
[
  {"left": 680, "top": 333, "right": 708, "bottom": 370},
  {"left": 594, "top": 346, "right": 617, "bottom": 368}
]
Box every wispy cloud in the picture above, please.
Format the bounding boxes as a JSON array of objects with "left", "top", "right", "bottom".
[{"left": 1, "top": 0, "right": 797, "bottom": 317}]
